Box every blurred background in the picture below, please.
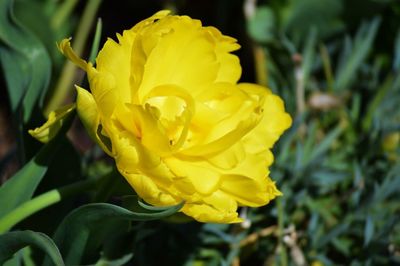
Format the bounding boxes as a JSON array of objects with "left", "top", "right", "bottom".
[{"left": 1, "top": 0, "right": 400, "bottom": 265}]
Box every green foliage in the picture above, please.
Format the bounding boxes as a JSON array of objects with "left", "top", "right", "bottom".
[
  {"left": 335, "top": 17, "right": 381, "bottom": 92},
  {"left": 44, "top": 200, "right": 183, "bottom": 265},
  {"left": 1, "top": 0, "right": 399, "bottom": 265},
  {"left": 247, "top": 6, "right": 275, "bottom": 44},
  {"left": 0, "top": 230, "right": 64, "bottom": 265},
  {"left": 242, "top": 0, "right": 400, "bottom": 265},
  {"left": 0, "top": 0, "right": 51, "bottom": 122},
  {"left": 0, "top": 140, "right": 60, "bottom": 220}
]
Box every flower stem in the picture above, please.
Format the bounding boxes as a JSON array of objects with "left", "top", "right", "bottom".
[
  {"left": 51, "top": 0, "right": 80, "bottom": 30},
  {"left": 277, "top": 198, "right": 288, "bottom": 266},
  {"left": 0, "top": 175, "right": 104, "bottom": 233},
  {"left": 44, "top": 0, "right": 102, "bottom": 115},
  {"left": 294, "top": 57, "right": 305, "bottom": 115}
]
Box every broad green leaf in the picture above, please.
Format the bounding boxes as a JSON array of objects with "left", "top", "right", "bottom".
[
  {"left": 14, "top": 0, "right": 55, "bottom": 58},
  {"left": 0, "top": 0, "right": 51, "bottom": 122},
  {"left": 0, "top": 111, "right": 74, "bottom": 222},
  {"left": 247, "top": 6, "right": 275, "bottom": 44},
  {"left": 281, "top": 0, "right": 343, "bottom": 43},
  {"left": 0, "top": 140, "right": 59, "bottom": 220},
  {"left": 0, "top": 230, "right": 64, "bottom": 266},
  {"left": 4, "top": 246, "right": 37, "bottom": 266},
  {"left": 3, "top": 255, "right": 20, "bottom": 266},
  {"left": 45, "top": 201, "right": 183, "bottom": 265}
]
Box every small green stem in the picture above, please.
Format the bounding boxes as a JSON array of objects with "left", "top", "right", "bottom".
[
  {"left": 319, "top": 44, "right": 334, "bottom": 92},
  {"left": 0, "top": 175, "right": 104, "bottom": 233},
  {"left": 70, "top": 0, "right": 102, "bottom": 60},
  {"left": 51, "top": 0, "right": 80, "bottom": 30},
  {"left": 277, "top": 197, "right": 288, "bottom": 266},
  {"left": 253, "top": 45, "right": 268, "bottom": 87},
  {"left": 44, "top": 0, "right": 102, "bottom": 115}
]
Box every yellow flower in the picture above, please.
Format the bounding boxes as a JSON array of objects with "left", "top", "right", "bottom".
[{"left": 58, "top": 10, "right": 291, "bottom": 223}]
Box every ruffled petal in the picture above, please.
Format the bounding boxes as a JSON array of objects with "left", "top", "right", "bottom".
[
  {"left": 95, "top": 33, "right": 135, "bottom": 104},
  {"left": 220, "top": 174, "right": 281, "bottom": 207},
  {"left": 178, "top": 83, "right": 264, "bottom": 156},
  {"left": 206, "top": 26, "right": 241, "bottom": 84},
  {"left": 239, "top": 83, "right": 292, "bottom": 153},
  {"left": 164, "top": 157, "right": 221, "bottom": 195},
  {"left": 206, "top": 142, "right": 245, "bottom": 170},
  {"left": 182, "top": 191, "right": 242, "bottom": 223},
  {"left": 57, "top": 38, "right": 88, "bottom": 70},
  {"left": 136, "top": 15, "right": 220, "bottom": 100},
  {"left": 114, "top": 104, "right": 172, "bottom": 157},
  {"left": 110, "top": 129, "right": 173, "bottom": 181},
  {"left": 122, "top": 173, "right": 178, "bottom": 206}
]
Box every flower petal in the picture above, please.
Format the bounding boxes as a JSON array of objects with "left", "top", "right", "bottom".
[
  {"left": 28, "top": 103, "right": 75, "bottom": 143},
  {"left": 220, "top": 174, "right": 281, "bottom": 207},
  {"left": 75, "top": 85, "right": 112, "bottom": 155},
  {"left": 144, "top": 84, "right": 195, "bottom": 151},
  {"left": 239, "top": 83, "right": 292, "bottom": 153},
  {"left": 182, "top": 190, "right": 242, "bottom": 223},
  {"left": 96, "top": 34, "right": 135, "bottom": 105},
  {"left": 122, "top": 173, "right": 178, "bottom": 206},
  {"left": 136, "top": 15, "right": 220, "bottom": 100},
  {"left": 206, "top": 26, "right": 241, "bottom": 84},
  {"left": 57, "top": 38, "right": 89, "bottom": 71},
  {"left": 164, "top": 157, "right": 221, "bottom": 195}
]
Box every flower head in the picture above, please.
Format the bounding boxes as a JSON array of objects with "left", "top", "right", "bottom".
[{"left": 58, "top": 10, "right": 292, "bottom": 223}]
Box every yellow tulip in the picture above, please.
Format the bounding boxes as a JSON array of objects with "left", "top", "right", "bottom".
[{"left": 57, "top": 10, "right": 292, "bottom": 223}]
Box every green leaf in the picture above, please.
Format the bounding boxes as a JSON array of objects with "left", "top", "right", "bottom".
[
  {"left": 0, "top": 230, "right": 64, "bottom": 266},
  {"left": 335, "top": 17, "right": 381, "bottom": 91},
  {"left": 0, "top": 0, "right": 51, "bottom": 122},
  {"left": 0, "top": 139, "right": 60, "bottom": 220},
  {"left": 247, "top": 6, "right": 275, "bottom": 44},
  {"left": 0, "top": 111, "right": 73, "bottom": 222},
  {"left": 301, "top": 27, "right": 317, "bottom": 89},
  {"left": 3, "top": 254, "right": 20, "bottom": 266},
  {"left": 45, "top": 201, "right": 183, "bottom": 265},
  {"left": 364, "top": 215, "right": 374, "bottom": 246},
  {"left": 331, "top": 237, "right": 352, "bottom": 256},
  {"left": 14, "top": 0, "right": 55, "bottom": 58},
  {"left": 89, "top": 18, "right": 102, "bottom": 64},
  {"left": 282, "top": 0, "right": 343, "bottom": 43},
  {"left": 362, "top": 74, "right": 394, "bottom": 131},
  {"left": 371, "top": 165, "right": 400, "bottom": 205},
  {"left": 94, "top": 253, "right": 134, "bottom": 266},
  {"left": 318, "top": 223, "right": 349, "bottom": 247},
  {"left": 394, "top": 27, "right": 400, "bottom": 71},
  {"left": 307, "top": 126, "right": 343, "bottom": 166}
]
